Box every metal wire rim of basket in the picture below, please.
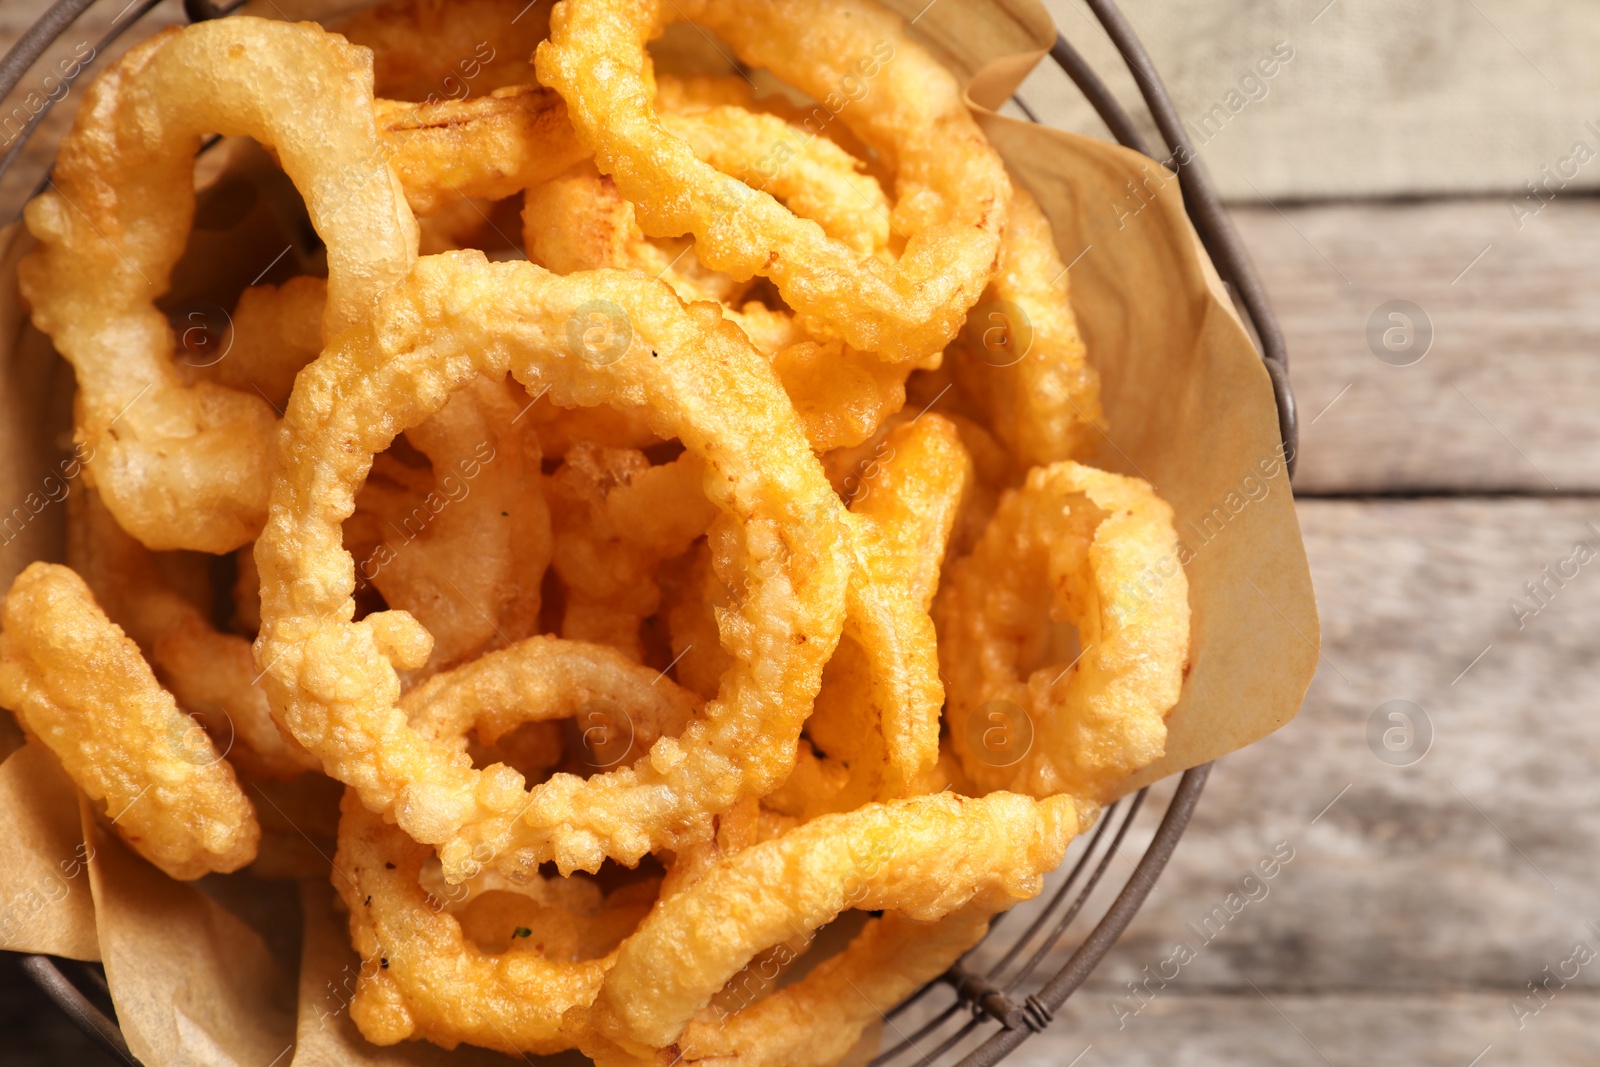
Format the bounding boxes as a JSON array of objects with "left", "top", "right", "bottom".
[{"left": 0, "top": 0, "right": 1296, "bottom": 1062}]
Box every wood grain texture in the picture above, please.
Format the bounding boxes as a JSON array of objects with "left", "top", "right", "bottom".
[
  {"left": 1231, "top": 197, "right": 1600, "bottom": 494},
  {"left": 973, "top": 497, "right": 1600, "bottom": 1063}
]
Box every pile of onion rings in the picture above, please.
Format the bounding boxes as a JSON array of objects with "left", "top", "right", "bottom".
[{"left": 0, "top": 0, "right": 1191, "bottom": 1061}]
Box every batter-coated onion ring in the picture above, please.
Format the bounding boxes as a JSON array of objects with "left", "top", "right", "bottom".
[
  {"left": 339, "top": 636, "right": 694, "bottom": 1053},
  {"left": 547, "top": 444, "right": 717, "bottom": 659},
  {"left": 377, "top": 86, "right": 590, "bottom": 216},
  {"left": 68, "top": 488, "right": 316, "bottom": 780},
  {"left": 0, "top": 563, "right": 259, "bottom": 879},
  {"left": 935, "top": 462, "right": 1190, "bottom": 801},
  {"left": 401, "top": 633, "right": 699, "bottom": 766},
  {"left": 254, "top": 251, "right": 849, "bottom": 878},
  {"left": 583, "top": 909, "right": 992, "bottom": 1066},
  {"left": 335, "top": 796, "right": 619, "bottom": 1055},
  {"left": 536, "top": 0, "right": 1010, "bottom": 361},
  {"left": 948, "top": 186, "right": 1103, "bottom": 466},
  {"left": 784, "top": 415, "right": 969, "bottom": 816},
  {"left": 19, "top": 18, "right": 418, "bottom": 553},
  {"left": 347, "top": 374, "right": 552, "bottom": 673},
  {"left": 658, "top": 106, "right": 891, "bottom": 255},
  {"left": 523, "top": 162, "right": 913, "bottom": 451},
  {"left": 587, "top": 790, "right": 1079, "bottom": 1051}
]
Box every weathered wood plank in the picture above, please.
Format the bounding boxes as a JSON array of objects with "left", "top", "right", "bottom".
[
  {"left": 1231, "top": 197, "right": 1600, "bottom": 494},
  {"left": 979, "top": 498, "right": 1600, "bottom": 1020},
  {"left": 1014, "top": 991, "right": 1600, "bottom": 1066}
]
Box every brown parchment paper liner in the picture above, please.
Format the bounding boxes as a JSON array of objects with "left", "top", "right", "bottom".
[
  {"left": 0, "top": 742, "right": 98, "bottom": 958},
  {"left": 0, "top": 0, "right": 1317, "bottom": 1059},
  {"left": 83, "top": 799, "right": 298, "bottom": 1065}
]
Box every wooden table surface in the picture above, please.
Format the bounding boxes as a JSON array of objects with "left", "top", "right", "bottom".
[{"left": 995, "top": 195, "right": 1600, "bottom": 1067}]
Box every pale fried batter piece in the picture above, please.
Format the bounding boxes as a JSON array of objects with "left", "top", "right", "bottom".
[
  {"left": 0, "top": 563, "right": 259, "bottom": 879},
  {"left": 68, "top": 488, "right": 316, "bottom": 780}
]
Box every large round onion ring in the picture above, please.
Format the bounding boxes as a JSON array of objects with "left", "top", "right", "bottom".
[
  {"left": 19, "top": 17, "right": 418, "bottom": 553},
  {"left": 535, "top": 0, "right": 1010, "bottom": 361},
  {"left": 0, "top": 562, "right": 259, "bottom": 879},
  {"left": 935, "top": 462, "right": 1190, "bottom": 801},
  {"left": 587, "top": 790, "right": 1079, "bottom": 1051},
  {"left": 253, "top": 251, "right": 850, "bottom": 878}
]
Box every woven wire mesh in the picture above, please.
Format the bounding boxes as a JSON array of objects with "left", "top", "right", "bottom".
[{"left": 0, "top": 0, "right": 1295, "bottom": 1061}]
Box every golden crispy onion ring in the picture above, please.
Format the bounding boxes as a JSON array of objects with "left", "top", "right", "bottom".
[
  {"left": 19, "top": 18, "right": 418, "bottom": 553},
  {"left": 334, "top": 0, "right": 549, "bottom": 101},
  {"left": 341, "top": 640, "right": 693, "bottom": 1054},
  {"left": 68, "top": 488, "right": 316, "bottom": 780},
  {"left": 658, "top": 908, "right": 992, "bottom": 1067},
  {"left": 536, "top": 0, "right": 1009, "bottom": 361},
  {"left": 523, "top": 162, "right": 913, "bottom": 451},
  {"left": 948, "top": 186, "right": 1103, "bottom": 466},
  {"left": 254, "top": 251, "right": 849, "bottom": 878},
  {"left": 377, "top": 85, "right": 590, "bottom": 216},
  {"left": 0, "top": 563, "right": 259, "bottom": 879},
  {"left": 776, "top": 415, "right": 969, "bottom": 820},
  {"left": 587, "top": 790, "right": 1079, "bottom": 1051},
  {"left": 401, "top": 633, "right": 699, "bottom": 768},
  {"left": 347, "top": 374, "right": 552, "bottom": 674},
  {"left": 935, "top": 462, "right": 1190, "bottom": 801},
  {"left": 657, "top": 106, "right": 891, "bottom": 255},
  {"left": 335, "top": 796, "right": 617, "bottom": 1055}
]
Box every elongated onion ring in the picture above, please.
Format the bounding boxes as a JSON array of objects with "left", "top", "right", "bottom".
[
  {"left": 536, "top": 0, "right": 1010, "bottom": 361},
  {"left": 254, "top": 251, "right": 849, "bottom": 879},
  {"left": 935, "top": 462, "right": 1190, "bottom": 801},
  {"left": 68, "top": 488, "right": 316, "bottom": 780},
  {"left": 19, "top": 17, "right": 418, "bottom": 553},
  {"left": 0, "top": 563, "right": 259, "bottom": 879},
  {"left": 949, "top": 186, "right": 1103, "bottom": 466},
  {"left": 587, "top": 790, "right": 1078, "bottom": 1051}
]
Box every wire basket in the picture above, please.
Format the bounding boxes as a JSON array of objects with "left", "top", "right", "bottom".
[{"left": 0, "top": 0, "right": 1296, "bottom": 1062}]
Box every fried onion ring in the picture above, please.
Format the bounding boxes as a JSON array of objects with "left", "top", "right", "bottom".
[
  {"left": 775, "top": 416, "right": 969, "bottom": 819},
  {"left": 377, "top": 86, "right": 590, "bottom": 217},
  {"left": 948, "top": 186, "right": 1103, "bottom": 466},
  {"left": 935, "top": 462, "right": 1190, "bottom": 801},
  {"left": 254, "top": 251, "right": 849, "bottom": 878},
  {"left": 68, "top": 488, "right": 316, "bottom": 779},
  {"left": 523, "top": 162, "right": 913, "bottom": 450},
  {"left": 547, "top": 444, "right": 717, "bottom": 660},
  {"left": 587, "top": 790, "right": 1078, "bottom": 1050},
  {"left": 335, "top": 796, "right": 617, "bottom": 1055},
  {"left": 348, "top": 374, "right": 552, "bottom": 673},
  {"left": 536, "top": 0, "right": 1010, "bottom": 360},
  {"left": 19, "top": 17, "right": 418, "bottom": 552},
  {"left": 0, "top": 563, "right": 259, "bottom": 879}
]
